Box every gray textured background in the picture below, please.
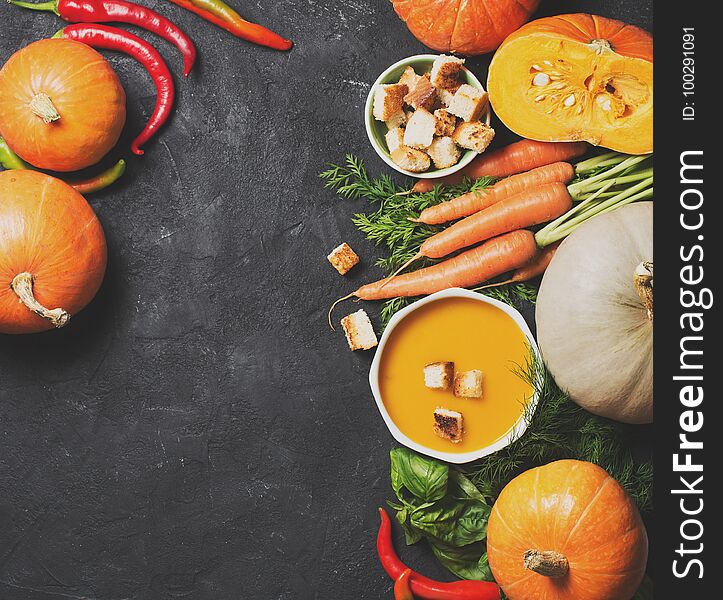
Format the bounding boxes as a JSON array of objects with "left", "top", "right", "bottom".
[{"left": 0, "top": 1, "right": 652, "bottom": 598}]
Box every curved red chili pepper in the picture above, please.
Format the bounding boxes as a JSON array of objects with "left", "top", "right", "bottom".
[
  {"left": 395, "top": 569, "right": 415, "bottom": 600},
  {"left": 377, "top": 508, "right": 500, "bottom": 600},
  {"left": 10, "top": 0, "right": 196, "bottom": 76},
  {"left": 54, "top": 24, "right": 175, "bottom": 156}
]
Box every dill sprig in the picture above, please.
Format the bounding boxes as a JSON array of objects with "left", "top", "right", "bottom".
[
  {"left": 321, "top": 155, "right": 536, "bottom": 323},
  {"left": 465, "top": 349, "right": 653, "bottom": 513}
]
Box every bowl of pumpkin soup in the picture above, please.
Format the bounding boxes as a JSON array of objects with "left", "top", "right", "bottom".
[{"left": 369, "top": 288, "right": 539, "bottom": 464}]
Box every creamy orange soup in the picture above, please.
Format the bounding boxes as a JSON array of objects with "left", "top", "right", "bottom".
[{"left": 378, "top": 297, "right": 534, "bottom": 454}]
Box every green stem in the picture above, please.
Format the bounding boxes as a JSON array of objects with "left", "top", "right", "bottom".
[
  {"left": 0, "top": 136, "right": 32, "bottom": 170},
  {"left": 7, "top": 0, "right": 59, "bottom": 14},
  {"left": 568, "top": 155, "right": 648, "bottom": 197},
  {"left": 572, "top": 168, "right": 655, "bottom": 199},
  {"left": 574, "top": 151, "right": 625, "bottom": 173}
]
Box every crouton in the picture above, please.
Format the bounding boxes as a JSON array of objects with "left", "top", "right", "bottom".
[
  {"left": 427, "top": 137, "right": 461, "bottom": 170},
  {"left": 430, "top": 55, "right": 465, "bottom": 89},
  {"left": 385, "top": 110, "right": 407, "bottom": 130},
  {"left": 373, "top": 83, "right": 408, "bottom": 121},
  {"left": 327, "top": 242, "right": 360, "bottom": 275},
  {"left": 424, "top": 362, "right": 455, "bottom": 390},
  {"left": 453, "top": 369, "right": 484, "bottom": 398},
  {"left": 438, "top": 87, "right": 459, "bottom": 108},
  {"left": 433, "top": 408, "right": 463, "bottom": 443},
  {"left": 341, "top": 309, "right": 378, "bottom": 351},
  {"left": 434, "top": 108, "right": 457, "bottom": 137},
  {"left": 385, "top": 127, "right": 405, "bottom": 153},
  {"left": 398, "top": 65, "right": 422, "bottom": 91},
  {"left": 390, "top": 146, "right": 431, "bottom": 173},
  {"left": 447, "top": 84, "right": 489, "bottom": 122},
  {"left": 404, "top": 75, "right": 437, "bottom": 111},
  {"left": 403, "top": 108, "right": 436, "bottom": 149},
  {"left": 453, "top": 122, "right": 496, "bottom": 154}
]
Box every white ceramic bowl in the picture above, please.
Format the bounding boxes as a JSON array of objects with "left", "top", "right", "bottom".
[
  {"left": 364, "top": 54, "right": 491, "bottom": 179},
  {"left": 369, "top": 288, "right": 539, "bottom": 464}
]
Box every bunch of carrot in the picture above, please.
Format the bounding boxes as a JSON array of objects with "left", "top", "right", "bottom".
[{"left": 330, "top": 140, "right": 589, "bottom": 315}]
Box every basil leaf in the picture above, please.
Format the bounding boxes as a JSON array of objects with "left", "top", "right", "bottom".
[
  {"left": 430, "top": 541, "right": 493, "bottom": 581},
  {"left": 411, "top": 497, "right": 489, "bottom": 546},
  {"left": 395, "top": 507, "right": 423, "bottom": 545},
  {"left": 449, "top": 470, "right": 487, "bottom": 502},
  {"left": 390, "top": 448, "right": 449, "bottom": 503}
]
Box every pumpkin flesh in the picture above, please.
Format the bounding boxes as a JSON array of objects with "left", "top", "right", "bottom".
[
  {"left": 488, "top": 14, "right": 653, "bottom": 154},
  {"left": 0, "top": 170, "right": 107, "bottom": 334},
  {"left": 487, "top": 460, "right": 648, "bottom": 600},
  {"left": 391, "top": 0, "right": 541, "bottom": 55},
  {"left": 0, "top": 39, "right": 126, "bottom": 172}
]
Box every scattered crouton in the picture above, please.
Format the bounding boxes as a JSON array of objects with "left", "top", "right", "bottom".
[
  {"left": 399, "top": 65, "right": 422, "bottom": 91},
  {"left": 327, "top": 242, "right": 360, "bottom": 276},
  {"left": 404, "top": 75, "right": 437, "bottom": 111},
  {"left": 385, "top": 110, "right": 407, "bottom": 130},
  {"left": 430, "top": 55, "right": 465, "bottom": 89},
  {"left": 447, "top": 84, "right": 489, "bottom": 122},
  {"left": 453, "top": 369, "right": 484, "bottom": 398},
  {"left": 428, "top": 137, "right": 461, "bottom": 170},
  {"left": 390, "top": 146, "right": 431, "bottom": 173},
  {"left": 453, "top": 122, "right": 496, "bottom": 154},
  {"left": 373, "top": 83, "right": 408, "bottom": 121},
  {"left": 404, "top": 108, "right": 436, "bottom": 149},
  {"left": 434, "top": 108, "right": 457, "bottom": 136},
  {"left": 385, "top": 127, "right": 405, "bottom": 153},
  {"left": 438, "top": 87, "right": 460, "bottom": 108},
  {"left": 433, "top": 408, "right": 463, "bottom": 443},
  {"left": 341, "top": 309, "right": 378, "bottom": 351},
  {"left": 424, "top": 362, "right": 455, "bottom": 390}
]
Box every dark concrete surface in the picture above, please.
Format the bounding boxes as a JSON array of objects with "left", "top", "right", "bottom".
[{"left": 0, "top": 1, "right": 652, "bottom": 598}]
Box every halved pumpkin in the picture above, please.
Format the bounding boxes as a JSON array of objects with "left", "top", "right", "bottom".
[{"left": 487, "top": 14, "right": 653, "bottom": 154}]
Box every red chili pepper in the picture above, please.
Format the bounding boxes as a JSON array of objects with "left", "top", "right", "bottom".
[
  {"left": 377, "top": 508, "right": 501, "bottom": 600},
  {"left": 54, "top": 24, "right": 174, "bottom": 156},
  {"left": 10, "top": 0, "right": 196, "bottom": 76},
  {"left": 395, "top": 569, "right": 415, "bottom": 600},
  {"left": 166, "top": 0, "right": 292, "bottom": 51}
]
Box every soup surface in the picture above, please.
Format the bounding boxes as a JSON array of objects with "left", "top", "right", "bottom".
[{"left": 378, "top": 297, "right": 534, "bottom": 454}]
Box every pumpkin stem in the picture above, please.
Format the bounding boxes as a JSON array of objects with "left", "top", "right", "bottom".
[
  {"left": 634, "top": 261, "right": 653, "bottom": 320},
  {"left": 589, "top": 38, "right": 614, "bottom": 54},
  {"left": 11, "top": 272, "right": 70, "bottom": 328},
  {"left": 29, "top": 93, "right": 61, "bottom": 124},
  {"left": 523, "top": 550, "right": 569, "bottom": 578}
]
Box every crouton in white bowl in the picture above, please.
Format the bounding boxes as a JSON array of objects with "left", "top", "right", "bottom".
[
  {"left": 368, "top": 288, "right": 539, "bottom": 464},
  {"left": 365, "top": 54, "right": 492, "bottom": 179}
]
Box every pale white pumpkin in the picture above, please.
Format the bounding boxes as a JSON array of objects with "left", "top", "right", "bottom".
[{"left": 536, "top": 202, "right": 653, "bottom": 424}]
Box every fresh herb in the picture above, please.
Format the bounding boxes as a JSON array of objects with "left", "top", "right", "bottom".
[
  {"left": 321, "top": 155, "right": 538, "bottom": 325},
  {"left": 465, "top": 349, "right": 653, "bottom": 513},
  {"left": 388, "top": 447, "right": 493, "bottom": 581}
]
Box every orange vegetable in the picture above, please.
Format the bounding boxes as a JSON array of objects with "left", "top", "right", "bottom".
[
  {"left": 391, "top": 0, "right": 540, "bottom": 55},
  {"left": 418, "top": 183, "right": 571, "bottom": 260},
  {"left": 0, "top": 170, "right": 107, "bottom": 334},
  {"left": 479, "top": 242, "right": 560, "bottom": 289},
  {"left": 413, "top": 140, "right": 587, "bottom": 192},
  {"left": 0, "top": 39, "right": 126, "bottom": 172},
  {"left": 354, "top": 230, "right": 537, "bottom": 300},
  {"left": 414, "top": 162, "right": 575, "bottom": 225},
  {"left": 487, "top": 460, "right": 648, "bottom": 600},
  {"left": 488, "top": 14, "right": 653, "bottom": 154}
]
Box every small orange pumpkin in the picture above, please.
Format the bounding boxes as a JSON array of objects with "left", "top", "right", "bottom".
[
  {"left": 487, "top": 14, "right": 653, "bottom": 154},
  {"left": 0, "top": 170, "right": 107, "bottom": 334},
  {"left": 391, "top": 0, "right": 541, "bottom": 55},
  {"left": 0, "top": 39, "right": 126, "bottom": 172},
  {"left": 487, "top": 460, "right": 648, "bottom": 600}
]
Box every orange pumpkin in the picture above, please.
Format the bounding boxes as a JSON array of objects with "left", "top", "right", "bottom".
[
  {"left": 0, "top": 39, "right": 126, "bottom": 172},
  {"left": 487, "top": 14, "right": 653, "bottom": 154},
  {"left": 487, "top": 460, "right": 648, "bottom": 600},
  {"left": 391, "top": 0, "right": 541, "bottom": 55},
  {"left": 0, "top": 170, "right": 107, "bottom": 334}
]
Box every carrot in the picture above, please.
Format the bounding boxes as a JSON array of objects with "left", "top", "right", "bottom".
[
  {"left": 414, "top": 162, "right": 575, "bottom": 225},
  {"left": 412, "top": 140, "right": 587, "bottom": 193},
  {"left": 478, "top": 241, "right": 560, "bottom": 289},
  {"left": 418, "top": 182, "right": 571, "bottom": 260},
  {"left": 353, "top": 231, "right": 537, "bottom": 300}
]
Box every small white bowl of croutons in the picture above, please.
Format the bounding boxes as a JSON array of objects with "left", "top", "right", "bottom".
[{"left": 365, "top": 54, "right": 494, "bottom": 179}]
